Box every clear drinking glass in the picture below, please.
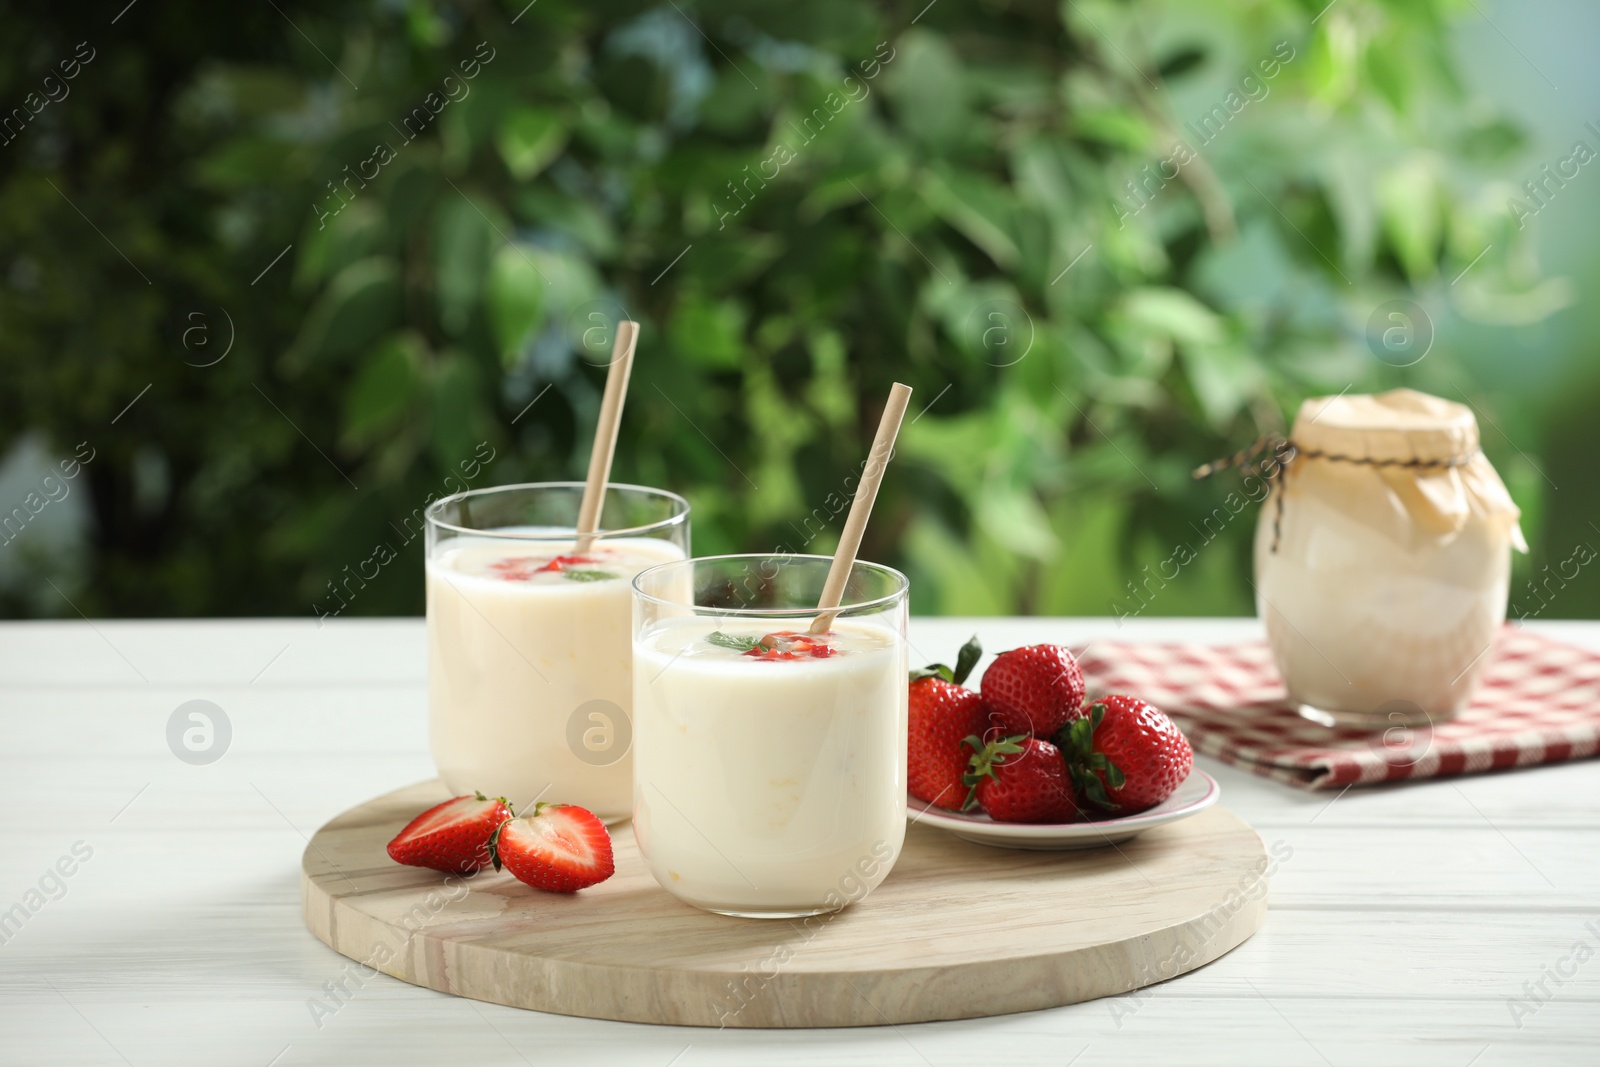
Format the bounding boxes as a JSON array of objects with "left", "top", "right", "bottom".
[
  {"left": 631, "top": 554, "right": 910, "bottom": 918},
  {"left": 426, "top": 483, "right": 690, "bottom": 821}
]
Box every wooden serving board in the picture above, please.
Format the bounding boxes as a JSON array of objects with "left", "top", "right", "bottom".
[{"left": 301, "top": 780, "right": 1269, "bottom": 1028}]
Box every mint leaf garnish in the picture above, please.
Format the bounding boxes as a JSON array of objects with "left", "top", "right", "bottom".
[
  {"left": 706, "top": 631, "right": 763, "bottom": 653},
  {"left": 561, "top": 569, "right": 619, "bottom": 583}
]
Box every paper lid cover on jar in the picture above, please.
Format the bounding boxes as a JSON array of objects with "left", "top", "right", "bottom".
[{"left": 1286, "top": 388, "right": 1527, "bottom": 552}]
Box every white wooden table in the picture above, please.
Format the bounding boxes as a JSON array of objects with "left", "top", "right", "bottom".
[{"left": 2, "top": 616, "right": 1596, "bottom": 1066}]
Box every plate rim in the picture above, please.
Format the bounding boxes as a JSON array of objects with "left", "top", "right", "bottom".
[{"left": 907, "top": 768, "right": 1221, "bottom": 840}]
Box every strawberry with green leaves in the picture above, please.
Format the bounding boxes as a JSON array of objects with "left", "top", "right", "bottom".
[
  {"left": 981, "top": 644, "right": 1086, "bottom": 739},
  {"left": 1059, "top": 695, "right": 1193, "bottom": 815},
  {"left": 963, "top": 734, "right": 1081, "bottom": 824},
  {"left": 907, "top": 636, "right": 989, "bottom": 811}
]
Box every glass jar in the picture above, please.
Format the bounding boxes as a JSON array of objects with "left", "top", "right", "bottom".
[
  {"left": 425, "top": 483, "right": 690, "bottom": 821},
  {"left": 631, "top": 554, "right": 910, "bottom": 918},
  {"left": 1254, "top": 389, "right": 1526, "bottom": 728}
]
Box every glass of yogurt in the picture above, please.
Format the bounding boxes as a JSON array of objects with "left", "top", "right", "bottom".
[
  {"left": 631, "top": 554, "right": 909, "bottom": 918},
  {"left": 426, "top": 483, "right": 690, "bottom": 821}
]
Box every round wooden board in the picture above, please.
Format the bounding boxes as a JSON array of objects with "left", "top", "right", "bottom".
[{"left": 301, "top": 780, "right": 1269, "bottom": 1028}]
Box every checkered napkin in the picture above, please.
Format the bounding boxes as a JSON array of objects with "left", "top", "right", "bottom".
[{"left": 1075, "top": 628, "right": 1600, "bottom": 789}]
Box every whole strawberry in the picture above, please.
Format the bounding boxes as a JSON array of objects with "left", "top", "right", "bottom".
[
  {"left": 490, "top": 803, "right": 615, "bottom": 893},
  {"left": 981, "top": 644, "right": 1086, "bottom": 739},
  {"left": 387, "top": 792, "right": 514, "bottom": 875},
  {"left": 1060, "top": 695, "right": 1193, "bottom": 815},
  {"left": 963, "top": 735, "right": 1081, "bottom": 824},
  {"left": 908, "top": 636, "right": 989, "bottom": 811}
]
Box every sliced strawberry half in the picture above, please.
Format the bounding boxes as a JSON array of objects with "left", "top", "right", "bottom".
[
  {"left": 386, "top": 792, "right": 513, "bottom": 875},
  {"left": 489, "top": 803, "right": 615, "bottom": 893}
]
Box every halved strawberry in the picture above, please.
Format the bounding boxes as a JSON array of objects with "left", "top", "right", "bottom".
[
  {"left": 387, "top": 792, "right": 513, "bottom": 875},
  {"left": 489, "top": 803, "right": 615, "bottom": 893}
]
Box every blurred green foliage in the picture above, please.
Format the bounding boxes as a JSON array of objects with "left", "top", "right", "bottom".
[{"left": 0, "top": 0, "right": 1589, "bottom": 619}]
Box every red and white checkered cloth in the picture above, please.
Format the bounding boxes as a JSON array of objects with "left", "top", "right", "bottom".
[{"left": 1076, "top": 627, "right": 1600, "bottom": 789}]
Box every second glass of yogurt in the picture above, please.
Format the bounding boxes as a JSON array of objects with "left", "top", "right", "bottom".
[
  {"left": 631, "top": 554, "right": 909, "bottom": 918},
  {"left": 426, "top": 483, "right": 690, "bottom": 822}
]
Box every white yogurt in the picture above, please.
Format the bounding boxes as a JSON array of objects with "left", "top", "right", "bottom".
[
  {"left": 1252, "top": 390, "right": 1525, "bottom": 726},
  {"left": 631, "top": 618, "right": 908, "bottom": 916},
  {"left": 427, "top": 532, "right": 686, "bottom": 820}
]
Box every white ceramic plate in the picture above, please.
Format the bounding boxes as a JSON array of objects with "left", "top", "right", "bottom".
[{"left": 907, "top": 769, "right": 1221, "bottom": 851}]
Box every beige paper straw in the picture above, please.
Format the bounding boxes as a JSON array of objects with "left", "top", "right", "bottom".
[
  {"left": 574, "top": 320, "right": 639, "bottom": 554},
  {"left": 810, "top": 382, "right": 913, "bottom": 633}
]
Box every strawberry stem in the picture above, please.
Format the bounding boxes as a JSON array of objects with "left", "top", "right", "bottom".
[
  {"left": 960, "top": 733, "right": 1027, "bottom": 811},
  {"left": 952, "top": 635, "right": 982, "bottom": 686},
  {"left": 474, "top": 790, "right": 514, "bottom": 816},
  {"left": 487, "top": 818, "right": 509, "bottom": 872},
  {"left": 909, "top": 635, "right": 983, "bottom": 685},
  {"left": 1057, "top": 702, "right": 1125, "bottom": 812}
]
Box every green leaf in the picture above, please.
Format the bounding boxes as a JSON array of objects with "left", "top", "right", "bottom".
[
  {"left": 1072, "top": 106, "right": 1153, "bottom": 151},
  {"left": 291, "top": 257, "right": 401, "bottom": 365},
  {"left": 977, "top": 481, "right": 1059, "bottom": 560},
  {"left": 903, "top": 514, "right": 1014, "bottom": 615},
  {"left": 429, "top": 354, "right": 481, "bottom": 469},
  {"left": 952, "top": 635, "right": 982, "bottom": 686},
  {"left": 922, "top": 168, "right": 1020, "bottom": 268},
  {"left": 883, "top": 30, "right": 968, "bottom": 149},
  {"left": 1061, "top": 703, "right": 1124, "bottom": 812},
  {"left": 1120, "top": 287, "right": 1224, "bottom": 347},
  {"left": 1456, "top": 119, "right": 1525, "bottom": 163},
  {"left": 497, "top": 107, "right": 567, "bottom": 181},
  {"left": 1379, "top": 159, "right": 1441, "bottom": 282},
  {"left": 912, "top": 634, "right": 983, "bottom": 685},
  {"left": 485, "top": 245, "right": 545, "bottom": 362},
  {"left": 706, "top": 631, "right": 762, "bottom": 652},
  {"left": 194, "top": 136, "right": 300, "bottom": 190},
  {"left": 295, "top": 200, "right": 385, "bottom": 290},
  {"left": 1365, "top": 41, "right": 1412, "bottom": 114},
  {"left": 434, "top": 195, "right": 497, "bottom": 338},
  {"left": 1321, "top": 154, "right": 1380, "bottom": 274},
  {"left": 961, "top": 734, "right": 1027, "bottom": 795},
  {"left": 1180, "top": 342, "right": 1258, "bottom": 428},
  {"left": 561, "top": 569, "right": 619, "bottom": 582},
  {"left": 343, "top": 332, "right": 424, "bottom": 448},
  {"left": 669, "top": 295, "right": 745, "bottom": 369}
]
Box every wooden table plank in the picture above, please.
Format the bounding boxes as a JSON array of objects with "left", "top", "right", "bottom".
[{"left": 2, "top": 617, "right": 1597, "bottom": 1063}]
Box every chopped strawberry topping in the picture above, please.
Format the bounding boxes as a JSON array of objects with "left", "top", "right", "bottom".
[
  {"left": 742, "top": 630, "right": 839, "bottom": 660},
  {"left": 536, "top": 554, "right": 595, "bottom": 573},
  {"left": 488, "top": 554, "right": 596, "bottom": 581}
]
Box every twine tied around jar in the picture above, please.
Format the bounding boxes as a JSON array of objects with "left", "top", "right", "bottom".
[{"left": 1192, "top": 434, "right": 1478, "bottom": 553}]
